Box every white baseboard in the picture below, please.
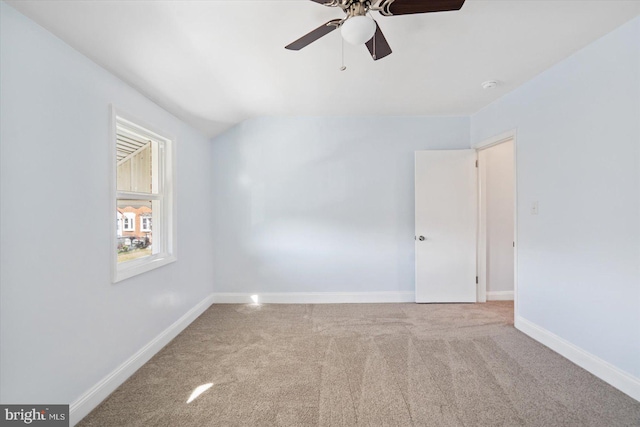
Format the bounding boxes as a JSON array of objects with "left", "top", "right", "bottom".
[
  {"left": 69, "top": 294, "right": 215, "bottom": 426},
  {"left": 487, "top": 290, "right": 514, "bottom": 301},
  {"left": 212, "top": 292, "right": 415, "bottom": 304},
  {"left": 515, "top": 315, "right": 640, "bottom": 402}
]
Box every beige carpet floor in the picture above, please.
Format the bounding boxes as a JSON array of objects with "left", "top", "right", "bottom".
[{"left": 79, "top": 302, "right": 640, "bottom": 426}]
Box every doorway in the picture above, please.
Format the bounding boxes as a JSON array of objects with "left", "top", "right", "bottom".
[
  {"left": 476, "top": 136, "right": 516, "bottom": 306},
  {"left": 414, "top": 133, "right": 516, "bottom": 306}
]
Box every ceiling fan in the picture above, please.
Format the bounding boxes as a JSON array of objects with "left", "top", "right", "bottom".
[{"left": 285, "top": 0, "right": 466, "bottom": 61}]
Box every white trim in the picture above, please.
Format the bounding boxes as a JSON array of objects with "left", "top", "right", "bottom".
[
  {"left": 140, "top": 216, "right": 152, "bottom": 232},
  {"left": 117, "top": 191, "right": 162, "bottom": 200},
  {"left": 212, "top": 292, "right": 415, "bottom": 304},
  {"left": 69, "top": 294, "right": 214, "bottom": 426},
  {"left": 513, "top": 134, "right": 519, "bottom": 320},
  {"left": 515, "top": 316, "right": 640, "bottom": 402},
  {"left": 110, "top": 107, "right": 118, "bottom": 284},
  {"left": 122, "top": 212, "right": 135, "bottom": 231},
  {"left": 486, "top": 290, "right": 514, "bottom": 301},
  {"left": 115, "top": 254, "right": 177, "bottom": 282},
  {"left": 472, "top": 128, "right": 517, "bottom": 150},
  {"left": 476, "top": 149, "right": 487, "bottom": 303}
]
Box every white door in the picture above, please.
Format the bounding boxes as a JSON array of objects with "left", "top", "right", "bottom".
[{"left": 415, "top": 150, "right": 477, "bottom": 303}]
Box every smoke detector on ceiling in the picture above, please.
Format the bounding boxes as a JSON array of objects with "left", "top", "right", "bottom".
[{"left": 482, "top": 80, "right": 498, "bottom": 89}]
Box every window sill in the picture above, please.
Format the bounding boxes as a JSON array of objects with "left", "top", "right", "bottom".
[{"left": 113, "top": 254, "right": 176, "bottom": 283}]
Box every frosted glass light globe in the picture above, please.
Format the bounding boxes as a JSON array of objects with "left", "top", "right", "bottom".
[{"left": 341, "top": 16, "right": 376, "bottom": 45}]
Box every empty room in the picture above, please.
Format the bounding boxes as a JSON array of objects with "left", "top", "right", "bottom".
[{"left": 1, "top": 0, "right": 639, "bottom": 426}]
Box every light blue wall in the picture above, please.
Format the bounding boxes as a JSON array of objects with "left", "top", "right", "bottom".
[
  {"left": 1, "top": 2, "right": 214, "bottom": 405},
  {"left": 211, "top": 116, "right": 469, "bottom": 294},
  {"left": 472, "top": 17, "right": 640, "bottom": 377}
]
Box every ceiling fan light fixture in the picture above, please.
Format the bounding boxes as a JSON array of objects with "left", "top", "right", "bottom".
[{"left": 341, "top": 15, "right": 376, "bottom": 45}]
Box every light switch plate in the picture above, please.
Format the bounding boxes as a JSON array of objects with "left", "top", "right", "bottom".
[{"left": 531, "top": 201, "right": 539, "bottom": 215}]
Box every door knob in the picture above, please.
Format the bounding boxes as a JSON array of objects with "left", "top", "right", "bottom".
[{"left": 418, "top": 236, "right": 425, "bottom": 241}]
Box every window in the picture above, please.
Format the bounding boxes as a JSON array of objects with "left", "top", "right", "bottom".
[
  {"left": 112, "top": 110, "right": 175, "bottom": 282},
  {"left": 122, "top": 212, "right": 135, "bottom": 231},
  {"left": 117, "top": 212, "right": 123, "bottom": 237},
  {"left": 141, "top": 216, "right": 152, "bottom": 232}
]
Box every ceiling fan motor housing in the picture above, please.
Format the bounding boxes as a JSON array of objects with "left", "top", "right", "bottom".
[{"left": 346, "top": 1, "right": 370, "bottom": 17}]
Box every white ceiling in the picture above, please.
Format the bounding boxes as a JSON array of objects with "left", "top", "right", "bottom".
[{"left": 8, "top": 0, "right": 640, "bottom": 137}]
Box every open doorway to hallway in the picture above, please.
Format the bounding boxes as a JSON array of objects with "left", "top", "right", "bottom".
[{"left": 477, "top": 137, "right": 516, "bottom": 306}]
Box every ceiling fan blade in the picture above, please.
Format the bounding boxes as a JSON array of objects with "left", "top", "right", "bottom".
[
  {"left": 365, "top": 21, "right": 392, "bottom": 61},
  {"left": 382, "top": 0, "right": 465, "bottom": 16},
  {"left": 285, "top": 19, "right": 342, "bottom": 51}
]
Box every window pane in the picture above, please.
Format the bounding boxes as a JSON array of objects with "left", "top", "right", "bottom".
[
  {"left": 117, "top": 200, "right": 153, "bottom": 263},
  {"left": 116, "top": 129, "right": 158, "bottom": 194}
]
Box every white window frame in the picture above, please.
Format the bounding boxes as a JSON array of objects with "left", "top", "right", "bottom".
[
  {"left": 111, "top": 107, "right": 177, "bottom": 283},
  {"left": 122, "top": 212, "right": 136, "bottom": 231},
  {"left": 140, "top": 216, "right": 152, "bottom": 232},
  {"left": 117, "top": 212, "right": 124, "bottom": 237}
]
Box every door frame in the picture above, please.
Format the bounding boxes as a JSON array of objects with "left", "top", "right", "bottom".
[{"left": 473, "top": 129, "right": 518, "bottom": 317}]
